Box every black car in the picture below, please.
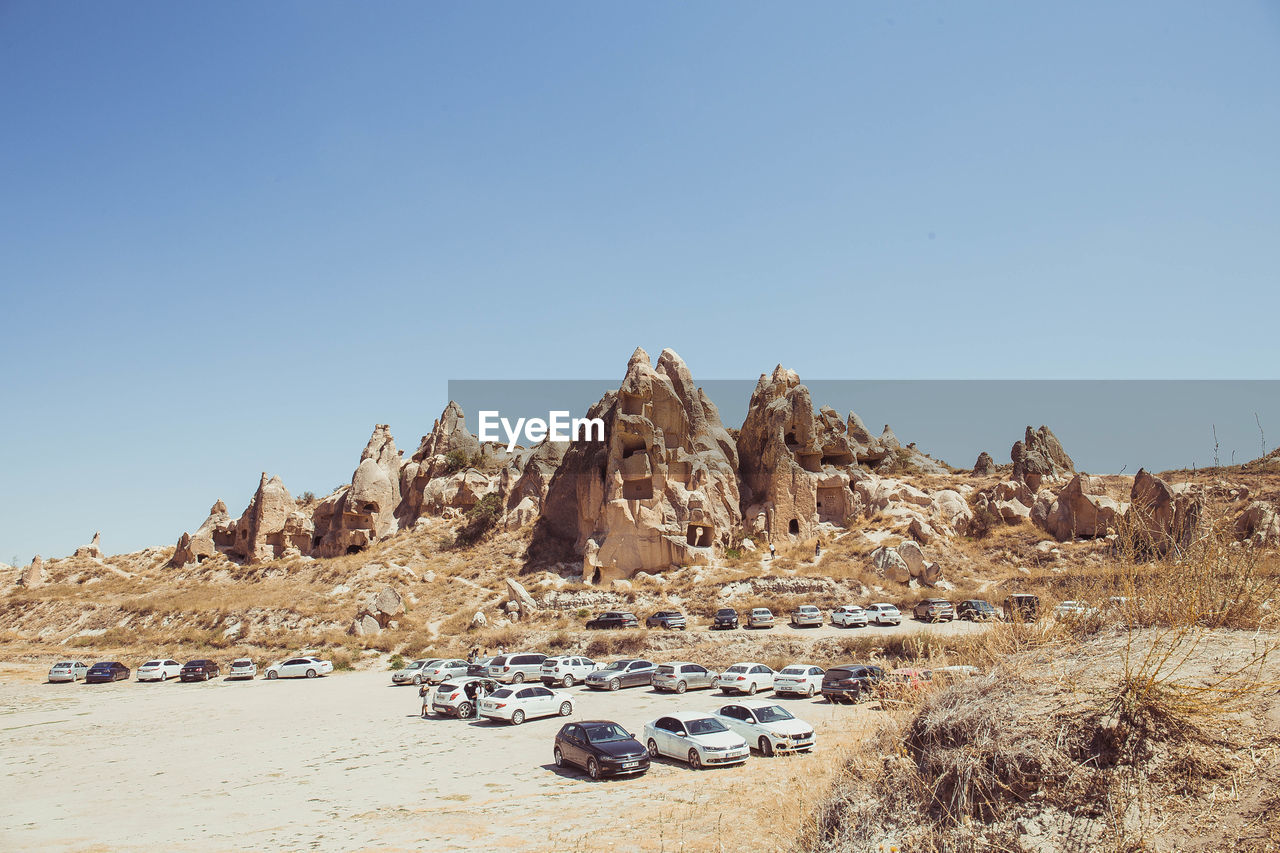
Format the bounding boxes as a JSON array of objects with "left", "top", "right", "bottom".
[
  {"left": 820, "top": 664, "right": 884, "bottom": 704},
  {"left": 180, "top": 659, "right": 220, "bottom": 682},
  {"left": 554, "top": 720, "right": 650, "bottom": 780},
  {"left": 585, "top": 611, "right": 639, "bottom": 630},
  {"left": 1003, "top": 594, "right": 1040, "bottom": 622},
  {"left": 711, "top": 608, "right": 739, "bottom": 630},
  {"left": 85, "top": 661, "right": 130, "bottom": 683},
  {"left": 956, "top": 599, "right": 998, "bottom": 621},
  {"left": 645, "top": 611, "right": 687, "bottom": 630}
]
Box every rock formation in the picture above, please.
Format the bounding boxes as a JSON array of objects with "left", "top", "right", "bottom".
[
  {"left": 505, "top": 577, "right": 538, "bottom": 613},
  {"left": 1236, "top": 501, "right": 1279, "bottom": 547},
  {"left": 1012, "top": 426, "right": 1074, "bottom": 490},
  {"left": 398, "top": 402, "right": 482, "bottom": 525},
  {"left": 1035, "top": 475, "right": 1127, "bottom": 542},
  {"left": 73, "top": 532, "right": 103, "bottom": 559},
  {"left": 351, "top": 585, "right": 404, "bottom": 635},
  {"left": 226, "top": 474, "right": 310, "bottom": 563},
  {"left": 1126, "top": 469, "right": 1203, "bottom": 557},
  {"left": 972, "top": 452, "right": 997, "bottom": 477},
  {"left": 313, "top": 425, "right": 403, "bottom": 557},
  {"left": 171, "top": 500, "right": 233, "bottom": 566},
  {"left": 502, "top": 439, "right": 569, "bottom": 530},
  {"left": 870, "top": 542, "right": 943, "bottom": 586},
  {"left": 19, "top": 555, "right": 45, "bottom": 588},
  {"left": 532, "top": 347, "right": 741, "bottom": 583}
]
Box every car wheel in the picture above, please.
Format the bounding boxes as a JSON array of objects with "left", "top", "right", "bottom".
[
  {"left": 647, "top": 738, "right": 659, "bottom": 758},
  {"left": 747, "top": 682, "right": 758, "bottom": 695},
  {"left": 559, "top": 701, "right": 572, "bottom": 716},
  {"left": 688, "top": 749, "right": 703, "bottom": 770},
  {"left": 759, "top": 736, "right": 774, "bottom": 757},
  {"left": 609, "top": 679, "right": 620, "bottom": 692},
  {"left": 267, "top": 671, "right": 278, "bottom": 680},
  {"left": 511, "top": 709, "right": 525, "bottom": 725},
  {"left": 306, "top": 669, "right": 317, "bottom": 679},
  {"left": 675, "top": 680, "right": 687, "bottom": 694},
  {"left": 512, "top": 672, "right": 525, "bottom": 684},
  {"left": 587, "top": 757, "right": 601, "bottom": 780},
  {"left": 413, "top": 674, "right": 423, "bottom": 685},
  {"left": 459, "top": 701, "right": 474, "bottom": 719},
  {"left": 806, "top": 684, "right": 816, "bottom": 697},
  {"left": 554, "top": 746, "right": 565, "bottom": 767}
]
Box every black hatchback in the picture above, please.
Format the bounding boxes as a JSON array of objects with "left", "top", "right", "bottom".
[
  {"left": 85, "top": 661, "right": 130, "bottom": 683},
  {"left": 821, "top": 664, "right": 885, "bottom": 704},
  {"left": 554, "top": 720, "right": 650, "bottom": 780},
  {"left": 585, "top": 611, "right": 639, "bottom": 630},
  {"left": 711, "top": 608, "right": 739, "bottom": 630},
  {"left": 180, "top": 659, "right": 220, "bottom": 682}
]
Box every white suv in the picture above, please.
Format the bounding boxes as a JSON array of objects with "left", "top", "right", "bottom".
[
  {"left": 540, "top": 655, "right": 597, "bottom": 688},
  {"left": 864, "top": 603, "right": 902, "bottom": 626},
  {"left": 830, "top": 605, "right": 869, "bottom": 628}
]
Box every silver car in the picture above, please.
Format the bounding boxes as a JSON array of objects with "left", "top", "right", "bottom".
[
  {"left": 485, "top": 652, "right": 548, "bottom": 684},
  {"left": 652, "top": 662, "right": 718, "bottom": 694},
  {"left": 746, "top": 608, "right": 775, "bottom": 629},
  {"left": 391, "top": 659, "right": 442, "bottom": 685},
  {"left": 789, "top": 605, "right": 822, "bottom": 628},
  {"left": 48, "top": 661, "right": 88, "bottom": 683}
]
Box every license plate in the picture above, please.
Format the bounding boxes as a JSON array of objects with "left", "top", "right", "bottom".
[{"left": 622, "top": 761, "right": 638, "bottom": 768}]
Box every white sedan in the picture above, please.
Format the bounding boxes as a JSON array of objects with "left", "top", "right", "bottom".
[
  {"left": 643, "top": 712, "right": 750, "bottom": 769},
  {"left": 136, "top": 659, "right": 182, "bottom": 682},
  {"left": 713, "top": 662, "right": 775, "bottom": 695},
  {"left": 265, "top": 657, "right": 333, "bottom": 680},
  {"left": 422, "top": 659, "right": 470, "bottom": 684},
  {"left": 830, "top": 605, "right": 869, "bottom": 628},
  {"left": 478, "top": 684, "right": 574, "bottom": 725},
  {"left": 772, "top": 664, "right": 825, "bottom": 697},
  {"left": 864, "top": 603, "right": 902, "bottom": 626},
  {"left": 714, "top": 700, "right": 817, "bottom": 756}
]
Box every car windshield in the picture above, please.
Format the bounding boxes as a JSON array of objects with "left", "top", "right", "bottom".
[
  {"left": 601, "top": 661, "right": 627, "bottom": 671},
  {"left": 658, "top": 666, "right": 675, "bottom": 675},
  {"left": 489, "top": 689, "right": 513, "bottom": 699},
  {"left": 143, "top": 661, "right": 162, "bottom": 667},
  {"left": 716, "top": 609, "right": 734, "bottom": 616},
  {"left": 726, "top": 665, "right": 747, "bottom": 673},
  {"left": 779, "top": 667, "right": 806, "bottom": 676},
  {"left": 54, "top": 662, "right": 73, "bottom": 667},
  {"left": 585, "top": 723, "right": 632, "bottom": 743},
  {"left": 233, "top": 659, "right": 252, "bottom": 666},
  {"left": 752, "top": 706, "right": 795, "bottom": 723},
  {"left": 687, "top": 718, "right": 729, "bottom": 735}
]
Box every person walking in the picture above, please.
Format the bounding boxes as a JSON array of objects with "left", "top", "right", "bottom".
[{"left": 419, "top": 682, "right": 432, "bottom": 718}]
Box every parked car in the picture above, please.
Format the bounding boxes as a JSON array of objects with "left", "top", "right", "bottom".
[
  {"left": 1004, "top": 593, "right": 1040, "bottom": 622},
  {"left": 180, "top": 659, "right": 221, "bottom": 682},
  {"left": 746, "top": 608, "right": 775, "bottom": 629},
  {"left": 85, "top": 662, "right": 130, "bottom": 683},
  {"left": 646, "top": 610, "right": 687, "bottom": 630},
  {"left": 772, "top": 664, "right": 825, "bottom": 698},
  {"left": 47, "top": 661, "right": 88, "bottom": 683},
  {"left": 643, "top": 712, "right": 750, "bottom": 769},
  {"left": 432, "top": 676, "right": 499, "bottom": 719},
  {"left": 653, "top": 662, "right": 718, "bottom": 694},
  {"left": 956, "top": 599, "right": 998, "bottom": 621},
  {"left": 585, "top": 611, "right": 640, "bottom": 630},
  {"left": 554, "top": 720, "right": 650, "bottom": 779},
  {"left": 466, "top": 657, "right": 493, "bottom": 677},
  {"left": 930, "top": 664, "right": 980, "bottom": 684},
  {"left": 486, "top": 652, "right": 548, "bottom": 684},
  {"left": 820, "top": 664, "right": 884, "bottom": 704},
  {"left": 136, "top": 659, "right": 182, "bottom": 682},
  {"left": 585, "top": 659, "right": 657, "bottom": 691},
  {"left": 540, "top": 655, "right": 598, "bottom": 688},
  {"left": 711, "top": 608, "right": 740, "bottom": 630},
  {"left": 714, "top": 662, "right": 775, "bottom": 695},
  {"left": 392, "top": 659, "right": 442, "bottom": 685},
  {"left": 478, "top": 684, "right": 574, "bottom": 725},
  {"left": 830, "top": 605, "right": 868, "bottom": 628},
  {"left": 789, "top": 605, "right": 823, "bottom": 628},
  {"left": 422, "top": 659, "right": 470, "bottom": 684},
  {"left": 227, "top": 658, "right": 257, "bottom": 680},
  {"left": 912, "top": 599, "right": 955, "bottom": 623},
  {"left": 875, "top": 667, "right": 933, "bottom": 702},
  {"left": 714, "top": 701, "right": 816, "bottom": 756},
  {"left": 1053, "top": 600, "right": 1097, "bottom": 620},
  {"left": 864, "top": 603, "right": 903, "bottom": 626},
  {"left": 265, "top": 656, "right": 333, "bottom": 679}
]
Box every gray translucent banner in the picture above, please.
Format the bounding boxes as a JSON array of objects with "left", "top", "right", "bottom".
[{"left": 447, "top": 379, "right": 1279, "bottom": 474}]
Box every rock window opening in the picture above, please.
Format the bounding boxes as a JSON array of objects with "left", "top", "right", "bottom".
[
  {"left": 788, "top": 519, "right": 800, "bottom": 535},
  {"left": 345, "top": 545, "right": 362, "bottom": 555},
  {"left": 686, "top": 524, "right": 713, "bottom": 547},
  {"left": 621, "top": 393, "right": 645, "bottom": 416},
  {"left": 623, "top": 479, "right": 654, "bottom": 500}
]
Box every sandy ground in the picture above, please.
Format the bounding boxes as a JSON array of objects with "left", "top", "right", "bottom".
[{"left": 0, "top": 652, "right": 911, "bottom": 853}]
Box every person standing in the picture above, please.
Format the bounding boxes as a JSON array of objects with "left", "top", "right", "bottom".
[{"left": 419, "top": 682, "right": 432, "bottom": 718}]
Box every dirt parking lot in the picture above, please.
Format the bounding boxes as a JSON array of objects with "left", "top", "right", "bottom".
[{"left": 0, "top": 659, "right": 902, "bottom": 852}]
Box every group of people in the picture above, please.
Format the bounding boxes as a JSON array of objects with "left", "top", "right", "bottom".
[{"left": 417, "top": 647, "right": 501, "bottom": 718}]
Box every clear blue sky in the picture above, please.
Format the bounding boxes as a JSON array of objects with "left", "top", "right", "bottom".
[{"left": 2, "top": 2, "right": 1278, "bottom": 562}]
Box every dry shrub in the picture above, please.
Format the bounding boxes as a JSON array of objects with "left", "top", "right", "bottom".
[{"left": 583, "top": 630, "right": 651, "bottom": 659}]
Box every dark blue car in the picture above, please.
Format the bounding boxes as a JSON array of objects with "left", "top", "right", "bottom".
[{"left": 85, "top": 661, "right": 130, "bottom": 683}]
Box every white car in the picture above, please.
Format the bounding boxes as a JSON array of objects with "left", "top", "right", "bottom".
[
  {"left": 864, "top": 603, "right": 902, "bottom": 626},
  {"left": 265, "top": 656, "right": 333, "bottom": 680},
  {"left": 772, "top": 664, "right": 825, "bottom": 697},
  {"left": 714, "top": 662, "right": 775, "bottom": 695},
  {"left": 643, "top": 711, "right": 750, "bottom": 769},
  {"left": 422, "top": 659, "right": 470, "bottom": 684},
  {"left": 540, "top": 655, "right": 598, "bottom": 688},
  {"left": 136, "top": 659, "right": 182, "bottom": 682},
  {"left": 391, "top": 659, "right": 442, "bottom": 685},
  {"left": 830, "top": 605, "right": 869, "bottom": 628},
  {"left": 432, "top": 677, "right": 500, "bottom": 719},
  {"left": 1054, "top": 600, "right": 1097, "bottom": 620},
  {"left": 47, "top": 661, "right": 88, "bottom": 683},
  {"left": 714, "top": 700, "right": 817, "bottom": 756},
  {"left": 227, "top": 658, "right": 257, "bottom": 680},
  {"left": 478, "top": 684, "right": 574, "bottom": 725},
  {"left": 789, "top": 605, "right": 823, "bottom": 628}
]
